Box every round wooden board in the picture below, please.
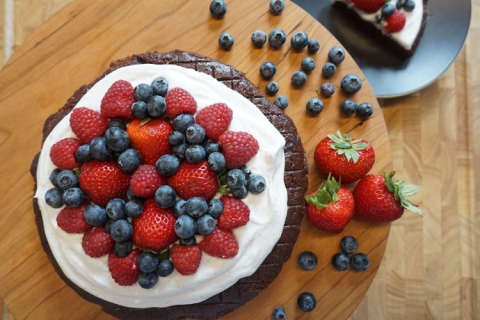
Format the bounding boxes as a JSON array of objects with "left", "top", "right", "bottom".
[{"left": 0, "top": 0, "right": 392, "bottom": 319}]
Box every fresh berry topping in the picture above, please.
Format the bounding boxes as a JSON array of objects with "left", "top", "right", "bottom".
[
  {"left": 127, "top": 119, "right": 173, "bottom": 166},
  {"left": 350, "top": 253, "right": 370, "bottom": 272},
  {"left": 147, "top": 95, "right": 166, "bottom": 118},
  {"left": 218, "top": 195, "right": 250, "bottom": 230},
  {"left": 247, "top": 174, "right": 267, "bottom": 194},
  {"left": 219, "top": 32, "right": 235, "bottom": 50},
  {"left": 89, "top": 136, "right": 112, "bottom": 161},
  {"left": 196, "top": 214, "right": 216, "bottom": 235},
  {"left": 50, "top": 137, "right": 82, "bottom": 170},
  {"left": 138, "top": 271, "right": 159, "bottom": 289},
  {"left": 133, "top": 83, "right": 153, "bottom": 102},
  {"left": 340, "top": 236, "right": 359, "bottom": 254},
  {"left": 108, "top": 248, "right": 142, "bottom": 286},
  {"left": 298, "top": 251, "right": 318, "bottom": 271},
  {"left": 56, "top": 201, "right": 92, "bottom": 233},
  {"left": 70, "top": 107, "right": 109, "bottom": 144},
  {"left": 170, "top": 244, "right": 202, "bottom": 275},
  {"left": 114, "top": 240, "right": 133, "bottom": 258},
  {"left": 106, "top": 199, "right": 126, "bottom": 220},
  {"left": 174, "top": 214, "right": 197, "bottom": 239},
  {"left": 218, "top": 131, "right": 259, "bottom": 169},
  {"left": 167, "top": 160, "right": 218, "bottom": 201},
  {"left": 117, "top": 148, "right": 142, "bottom": 173},
  {"left": 332, "top": 252, "right": 351, "bottom": 271},
  {"left": 104, "top": 127, "right": 130, "bottom": 153},
  {"left": 151, "top": 77, "right": 169, "bottom": 97},
  {"left": 138, "top": 252, "right": 159, "bottom": 273},
  {"left": 200, "top": 226, "right": 239, "bottom": 258},
  {"left": 129, "top": 164, "right": 165, "bottom": 198},
  {"left": 297, "top": 292, "right": 317, "bottom": 312},
  {"left": 83, "top": 204, "right": 108, "bottom": 226},
  {"left": 110, "top": 219, "right": 133, "bottom": 242},
  {"left": 291, "top": 31, "right": 309, "bottom": 50},
  {"left": 79, "top": 160, "right": 131, "bottom": 207},
  {"left": 154, "top": 185, "right": 177, "bottom": 209},
  {"left": 156, "top": 154, "right": 180, "bottom": 177},
  {"left": 45, "top": 187, "right": 64, "bottom": 208},
  {"left": 56, "top": 169, "right": 79, "bottom": 190},
  {"left": 164, "top": 88, "right": 197, "bottom": 119},
  {"left": 131, "top": 198, "right": 178, "bottom": 251},
  {"left": 195, "top": 103, "right": 233, "bottom": 141},
  {"left": 157, "top": 259, "right": 174, "bottom": 277},
  {"left": 385, "top": 9, "right": 407, "bottom": 33},
  {"left": 100, "top": 80, "right": 135, "bottom": 120},
  {"left": 81, "top": 226, "right": 115, "bottom": 258},
  {"left": 350, "top": 0, "right": 385, "bottom": 13},
  {"left": 62, "top": 187, "right": 85, "bottom": 208},
  {"left": 75, "top": 144, "right": 92, "bottom": 162},
  {"left": 125, "top": 199, "right": 143, "bottom": 218}
]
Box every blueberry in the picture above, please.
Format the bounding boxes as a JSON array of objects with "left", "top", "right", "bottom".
[
  {"left": 89, "top": 136, "right": 112, "bottom": 161},
  {"left": 240, "top": 165, "right": 252, "bottom": 179},
  {"left": 114, "top": 240, "right": 132, "bottom": 258},
  {"left": 56, "top": 170, "right": 79, "bottom": 190},
  {"left": 381, "top": 3, "right": 396, "bottom": 18},
  {"left": 168, "top": 131, "right": 185, "bottom": 146},
  {"left": 204, "top": 141, "right": 221, "bottom": 156},
  {"left": 266, "top": 81, "right": 280, "bottom": 96},
  {"left": 269, "top": 0, "right": 285, "bottom": 15},
  {"left": 175, "top": 214, "right": 197, "bottom": 239},
  {"left": 106, "top": 198, "right": 126, "bottom": 220},
  {"left": 328, "top": 46, "right": 346, "bottom": 65},
  {"left": 272, "top": 306, "right": 286, "bottom": 320},
  {"left": 260, "top": 61, "right": 277, "bottom": 80},
  {"left": 185, "top": 145, "right": 206, "bottom": 163},
  {"left": 75, "top": 144, "right": 92, "bottom": 162},
  {"left": 173, "top": 113, "right": 195, "bottom": 133},
  {"left": 62, "top": 187, "right": 84, "bottom": 207},
  {"left": 227, "top": 169, "right": 246, "bottom": 189},
  {"left": 154, "top": 185, "right": 177, "bottom": 209},
  {"left": 332, "top": 252, "right": 351, "bottom": 271},
  {"left": 340, "top": 98, "right": 358, "bottom": 116},
  {"left": 49, "top": 168, "right": 62, "bottom": 188},
  {"left": 134, "top": 83, "right": 153, "bottom": 102},
  {"left": 45, "top": 187, "right": 64, "bottom": 208},
  {"left": 291, "top": 71, "right": 307, "bottom": 87},
  {"left": 185, "top": 197, "right": 208, "bottom": 218},
  {"left": 351, "top": 253, "right": 370, "bottom": 272},
  {"left": 357, "top": 102, "right": 374, "bottom": 119},
  {"left": 125, "top": 200, "right": 143, "bottom": 218},
  {"left": 306, "top": 98, "right": 324, "bottom": 115},
  {"left": 210, "top": 0, "right": 227, "bottom": 18},
  {"left": 179, "top": 236, "right": 197, "bottom": 246},
  {"left": 84, "top": 204, "right": 108, "bottom": 226},
  {"left": 196, "top": 214, "right": 216, "bottom": 235},
  {"left": 131, "top": 101, "right": 148, "bottom": 119},
  {"left": 172, "top": 143, "right": 188, "bottom": 160},
  {"left": 251, "top": 30, "right": 267, "bottom": 47},
  {"left": 321, "top": 62, "right": 337, "bottom": 78},
  {"left": 126, "top": 187, "right": 144, "bottom": 202},
  {"left": 291, "top": 31, "right": 309, "bottom": 50},
  {"left": 298, "top": 251, "right": 317, "bottom": 271},
  {"left": 105, "top": 127, "right": 130, "bottom": 153},
  {"left": 108, "top": 118, "right": 127, "bottom": 130},
  {"left": 207, "top": 199, "right": 224, "bottom": 219},
  {"left": 297, "top": 292, "right": 316, "bottom": 312},
  {"left": 247, "top": 174, "right": 266, "bottom": 194},
  {"left": 231, "top": 186, "right": 248, "bottom": 199},
  {"left": 340, "top": 236, "right": 358, "bottom": 255},
  {"left": 219, "top": 32, "right": 234, "bottom": 50},
  {"left": 138, "top": 252, "right": 159, "bottom": 273},
  {"left": 403, "top": 0, "right": 415, "bottom": 12},
  {"left": 173, "top": 199, "right": 187, "bottom": 217},
  {"left": 319, "top": 82, "right": 335, "bottom": 97},
  {"left": 156, "top": 154, "right": 180, "bottom": 176},
  {"left": 104, "top": 219, "right": 115, "bottom": 233},
  {"left": 208, "top": 151, "right": 226, "bottom": 173},
  {"left": 110, "top": 219, "right": 133, "bottom": 242},
  {"left": 185, "top": 124, "right": 206, "bottom": 145},
  {"left": 268, "top": 28, "right": 287, "bottom": 48},
  {"left": 301, "top": 57, "right": 316, "bottom": 72},
  {"left": 274, "top": 95, "right": 289, "bottom": 110},
  {"left": 151, "top": 77, "right": 169, "bottom": 97},
  {"left": 307, "top": 39, "right": 320, "bottom": 53},
  {"left": 396, "top": 0, "right": 404, "bottom": 9},
  {"left": 138, "top": 272, "right": 158, "bottom": 289},
  {"left": 146, "top": 95, "right": 166, "bottom": 118},
  {"left": 341, "top": 74, "right": 363, "bottom": 95},
  {"left": 157, "top": 259, "right": 174, "bottom": 277},
  {"left": 117, "top": 148, "right": 142, "bottom": 173}
]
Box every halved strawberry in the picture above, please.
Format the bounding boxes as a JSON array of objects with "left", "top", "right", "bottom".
[
  {"left": 385, "top": 9, "right": 406, "bottom": 33},
  {"left": 170, "top": 244, "right": 202, "bottom": 275},
  {"left": 199, "top": 226, "right": 239, "bottom": 258},
  {"left": 100, "top": 80, "right": 135, "bottom": 120},
  {"left": 108, "top": 248, "right": 142, "bottom": 286},
  {"left": 167, "top": 160, "right": 218, "bottom": 201}
]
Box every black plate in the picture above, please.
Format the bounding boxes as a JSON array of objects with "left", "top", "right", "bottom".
[{"left": 292, "top": 0, "right": 471, "bottom": 98}]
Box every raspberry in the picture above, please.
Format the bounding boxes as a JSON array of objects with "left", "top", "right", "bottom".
[
  {"left": 199, "top": 226, "right": 239, "bottom": 258},
  {"left": 100, "top": 80, "right": 135, "bottom": 120},
  {"left": 350, "top": 0, "right": 385, "bottom": 13},
  {"left": 50, "top": 137, "right": 82, "bottom": 170},
  {"left": 195, "top": 103, "right": 233, "bottom": 141},
  {"left": 385, "top": 9, "right": 406, "bottom": 33},
  {"left": 56, "top": 201, "right": 92, "bottom": 233},
  {"left": 108, "top": 248, "right": 142, "bottom": 286},
  {"left": 70, "top": 107, "right": 109, "bottom": 144},
  {"left": 129, "top": 164, "right": 165, "bottom": 198},
  {"left": 164, "top": 87, "right": 197, "bottom": 119},
  {"left": 81, "top": 227, "right": 115, "bottom": 258},
  {"left": 218, "top": 195, "right": 250, "bottom": 230},
  {"left": 218, "top": 131, "right": 259, "bottom": 169},
  {"left": 170, "top": 244, "right": 202, "bottom": 275}
]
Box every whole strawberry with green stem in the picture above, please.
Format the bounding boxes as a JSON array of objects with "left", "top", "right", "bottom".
[
  {"left": 314, "top": 130, "right": 375, "bottom": 184},
  {"left": 353, "top": 171, "right": 424, "bottom": 223},
  {"left": 305, "top": 174, "right": 355, "bottom": 233}
]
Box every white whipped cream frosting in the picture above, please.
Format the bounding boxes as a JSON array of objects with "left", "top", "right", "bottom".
[
  {"left": 34, "top": 64, "right": 287, "bottom": 308},
  {"left": 336, "top": 0, "right": 424, "bottom": 50}
]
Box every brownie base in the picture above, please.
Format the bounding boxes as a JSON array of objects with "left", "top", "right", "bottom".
[{"left": 31, "top": 50, "right": 308, "bottom": 319}]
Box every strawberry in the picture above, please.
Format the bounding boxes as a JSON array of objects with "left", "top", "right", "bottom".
[
  {"left": 79, "top": 160, "right": 131, "bottom": 207},
  {"left": 108, "top": 248, "right": 142, "bottom": 286},
  {"left": 305, "top": 175, "right": 354, "bottom": 234},
  {"left": 350, "top": 0, "right": 385, "bottom": 13},
  {"left": 131, "top": 198, "right": 178, "bottom": 252},
  {"left": 199, "top": 226, "right": 239, "bottom": 258},
  {"left": 217, "top": 195, "right": 250, "bottom": 230},
  {"left": 81, "top": 227, "right": 115, "bottom": 258},
  {"left": 385, "top": 9, "right": 406, "bottom": 33},
  {"left": 164, "top": 87, "right": 197, "bottom": 119},
  {"left": 167, "top": 160, "right": 218, "bottom": 201},
  {"left": 129, "top": 164, "right": 165, "bottom": 198},
  {"left": 195, "top": 103, "right": 233, "bottom": 141},
  {"left": 56, "top": 200, "right": 92, "bottom": 233},
  {"left": 50, "top": 137, "right": 82, "bottom": 170},
  {"left": 353, "top": 171, "right": 424, "bottom": 223},
  {"left": 218, "top": 131, "right": 259, "bottom": 169},
  {"left": 100, "top": 80, "right": 135, "bottom": 120},
  {"left": 170, "top": 244, "right": 202, "bottom": 275},
  {"left": 127, "top": 119, "right": 173, "bottom": 166},
  {"left": 70, "top": 107, "right": 109, "bottom": 144},
  {"left": 313, "top": 130, "right": 375, "bottom": 184}
]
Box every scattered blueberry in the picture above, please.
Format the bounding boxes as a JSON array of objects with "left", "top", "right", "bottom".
[
  {"left": 157, "top": 259, "right": 174, "bottom": 277},
  {"left": 138, "top": 272, "right": 158, "bottom": 289},
  {"left": 56, "top": 170, "right": 79, "bottom": 190},
  {"left": 219, "top": 32, "right": 234, "bottom": 50},
  {"left": 291, "top": 71, "right": 307, "bottom": 87},
  {"left": 110, "top": 219, "right": 133, "bottom": 242},
  {"left": 341, "top": 74, "right": 362, "bottom": 95},
  {"left": 117, "top": 148, "right": 142, "bottom": 173},
  {"left": 247, "top": 174, "right": 266, "bottom": 194},
  {"left": 89, "top": 136, "right": 112, "bottom": 161},
  {"left": 106, "top": 198, "right": 126, "bottom": 220},
  {"left": 272, "top": 306, "right": 287, "bottom": 320},
  {"left": 340, "top": 98, "right": 358, "bottom": 116},
  {"left": 301, "top": 57, "right": 316, "bottom": 72},
  {"left": 351, "top": 253, "right": 370, "bottom": 272},
  {"left": 208, "top": 151, "right": 226, "bottom": 173},
  {"left": 185, "top": 124, "right": 206, "bottom": 145},
  {"left": 307, "top": 39, "right": 320, "bottom": 53},
  {"left": 251, "top": 30, "right": 267, "bottom": 47},
  {"left": 306, "top": 98, "right": 324, "bottom": 115},
  {"left": 298, "top": 251, "right": 318, "bottom": 270},
  {"left": 270, "top": 0, "right": 285, "bottom": 15},
  {"left": 84, "top": 204, "right": 108, "bottom": 226},
  {"left": 321, "top": 62, "right": 337, "bottom": 78},
  {"left": 210, "top": 0, "right": 227, "bottom": 18},
  {"left": 134, "top": 83, "right": 153, "bottom": 102},
  {"left": 45, "top": 187, "right": 64, "bottom": 208},
  {"left": 297, "top": 292, "right": 317, "bottom": 312},
  {"left": 175, "top": 214, "right": 197, "bottom": 239},
  {"left": 340, "top": 236, "right": 358, "bottom": 255},
  {"left": 173, "top": 113, "right": 195, "bottom": 133},
  {"left": 291, "top": 31, "right": 309, "bottom": 50},
  {"left": 138, "top": 252, "right": 159, "bottom": 273},
  {"left": 332, "top": 252, "right": 351, "bottom": 271},
  {"left": 108, "top": 118, "right": 127, "bottom": 130},
  {"left": 207, "top": 199, "right": 224, "bottom": 219},
  {"left": 49, "top": 168, "right": 62, "bottom": 188},
  {"left": 319, "top": 82, "right": 335, "bottom": 97},
  {"left": 268, "top": 28, "right": 287, "bottom": 48},
  {"left": 156, "top": 154, "right": 180, "bottom": 176},
  {"left": 147, "top": 95, "right": 166, "bottom": 118},
  {"left": 403, "top": 0, "right": 416, "bottom": 12},
  {"left": 114, "top": 240, "right": 132, "bottom": 258},
  {"left": 328, "top": 46, "right": 346, "bottom": 65},
  {"left": 105, "top": 127, "right": 130, "bottom": 153},
  {"left": 357, "top": 102, "right": 374, "bottom": 119},
  {"left": 266, "top": 81, "right": 280, "bottom": 96},
  {"left": 185, "top": 145, "right": 206, "bottom": 163},
  {"left": 125, "top": 200, "right": 143, "bottom": 218},
  {"left": 154, "top": 185, "right": 177, "bottom": 209},
  {"left": 75, "top": 144, "right": 92, "bottom": 162},
  {"left": 151, "top": 77, "right": 169, "bottom": 97},
  {"left": 196, "top": 214, "right": 216, "bottom": 235},
  {"left": 185, "top": 197, "right": 208, "bottom": 218},
  {"left": 173, "top": 199, "right": 187, "bottom": 217},
  {"left": 260, "top": 61, "right": 277, "bottom": 80},
  {"left": 274, "top": 95, "right": 289, "bottom": 110}
]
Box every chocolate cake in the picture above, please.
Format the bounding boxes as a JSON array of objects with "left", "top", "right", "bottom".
[{"left": 31, "top": 50, "right": 308, "bottom": 319}]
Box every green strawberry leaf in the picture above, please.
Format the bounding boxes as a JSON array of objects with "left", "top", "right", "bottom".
[
  {"left": 383, "top": 171, "right": 424, "bottom": 216},
  {"left": 327, "top": 130, "right": 370, "bottom": 164},
  {"left": 305, "top": 174, "right": 340, "bottom": 210}
]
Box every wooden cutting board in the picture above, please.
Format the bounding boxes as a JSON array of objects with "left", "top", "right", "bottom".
[{"left": 0, "top": 0, "right": 392, "bottom": 319}]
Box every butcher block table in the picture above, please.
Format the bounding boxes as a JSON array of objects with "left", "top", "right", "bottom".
[{"left": 0, "top": 0, "right": 392, "bottom": 319}]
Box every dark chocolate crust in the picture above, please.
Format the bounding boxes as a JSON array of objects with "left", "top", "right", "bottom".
[
  {"left": 333, "top": 0, "right": 428, "bottom": 57},
  {"left": 31, "top": 50, "right": 308, "bottom": 319}
]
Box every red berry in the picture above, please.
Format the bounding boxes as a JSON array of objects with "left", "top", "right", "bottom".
[
  {"left": 50, "top": 137, "right": 82, "bottom": 170},
  {"left": 100, "top": 80, "right": 135, "bottom": 120},
  {"left": 195, "top": 103, "right": 233, "bottom": 141},
  {"left": 81, "top": 227, "right": 115, "bottom": 258},
  {"left": 108, "top": 248, "right": 142, "bottom": 286},
  {"left": 385, "top": 9, "right": 406, "bottom": 33},
  {"left": 164, "top": 87, "right": 197, "bottom": 119},
  {"left": 56, "top": 201, "right": 92, "bottom": 233},
  {"left": 217, "top": 195, "right": 250, "bottom": 230},
  {"left": 129, "top": 164, "right": 165, "bottom": 198},
  {"left": 70, "top": 107, "right": 109, "bottom": 144},
  {"left": 218, "top": 131, "right": 259, "bottom": 169},
  {"left": 200, "top": 226, "right": 239, "bottom": 258},
  {"left": 350, "top": 0, "right": 385, "bottom": 13},
  {"left": 170, "top": 244, "right": 202, "bottom": 275},
  {"left": 167, "top": 160, "right": 218, "bottom": 201}
]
